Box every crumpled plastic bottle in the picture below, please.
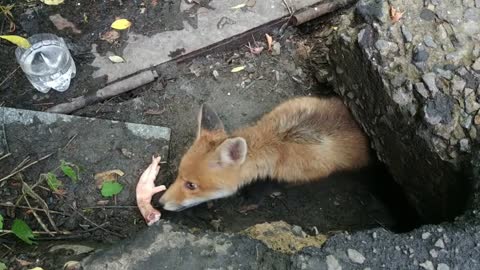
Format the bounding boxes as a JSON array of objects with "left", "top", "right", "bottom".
[{"left": 15, "top": 33, "right": 76, "bottom": 93}]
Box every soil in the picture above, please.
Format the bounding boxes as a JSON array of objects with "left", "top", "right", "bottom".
[{"left": 0, "top": 1, "right": 421, "bottom": 269}]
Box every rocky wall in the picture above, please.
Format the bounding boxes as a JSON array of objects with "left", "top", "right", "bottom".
[{"left": 327, "top": 0, "right": 480, "bottom": 222}]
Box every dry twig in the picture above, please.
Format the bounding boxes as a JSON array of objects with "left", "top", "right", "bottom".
[
  {"left": 0, "top": 153, "right": 54, "bottom": 183},
  {"left": 69, "top": 205, "right": 125, "bottom": 238}
]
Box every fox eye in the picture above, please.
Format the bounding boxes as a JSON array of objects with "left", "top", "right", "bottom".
[{"left": 185, "top": 181, "right": 198, "bottom": 190}]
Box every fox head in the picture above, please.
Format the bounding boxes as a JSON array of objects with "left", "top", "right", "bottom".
[{"left": 159, "top": 104, "right": 248, "bottom": 211}]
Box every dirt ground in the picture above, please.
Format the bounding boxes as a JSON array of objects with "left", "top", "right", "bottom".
[{"left": 0, "top": 1, "right": 421, "bottom": 269}]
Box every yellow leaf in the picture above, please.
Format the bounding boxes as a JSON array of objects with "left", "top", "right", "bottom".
[
  {"left": 95, "top": 169, "right": 125, "bottom": 188},
  {"left": 231, "top": 66, "right": 245, "bottom": 73},
  {"left": 0, "top": 35, "right": 31, "bottom": 48},
  {"left": 40, "top": 0, "right": 64, "bottom": 5},
  {"left": 231, "top": 3, "right": 246, "bottom": 9},
  {"left": 265, "top": 34, "right": 273, "bottom": 51},
  {"left": 108, "top": 55, "right": 125, "bottom": 63},
  {"left": 111, "top": 19, "right": 132, "bottom": 30}
]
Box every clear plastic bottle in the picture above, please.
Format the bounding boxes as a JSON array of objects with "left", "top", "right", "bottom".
[{"left": 15, "top": 33, "right": 76, "bottom": 93}]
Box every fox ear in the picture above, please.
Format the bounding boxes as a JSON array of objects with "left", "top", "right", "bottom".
[
  {"left": 216, "top": 137, "right": 248, "bottom": 166},
  {"left": 197, "top": 104, "right": 225, "bottom": 138}
]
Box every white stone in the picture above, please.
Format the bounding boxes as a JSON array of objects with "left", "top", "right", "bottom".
[
  {"left": 326, "top": 255, "right": 342, "bottom": 270},
  {"left": 347, "top": 249, "right": 366, "bottom": 264},
  {"left": 422, "top": 232, "right": 432, "bottom": 239},
  {"left": 437, "top": 263, "right": 450, "bottom": 270},
  {"left": 420, "top": 260, "right": 435, "bottom": 270},
  {"left": 434, "top": 238, "right": 445, "bottom": 249}
]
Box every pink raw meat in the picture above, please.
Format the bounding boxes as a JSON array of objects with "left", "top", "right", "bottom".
[{"left": 136, "top": 156, "right": 166, "bottom": 226}]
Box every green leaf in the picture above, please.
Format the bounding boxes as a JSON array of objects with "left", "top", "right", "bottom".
[
  {"left": 0, "top": 214, "right": 3, "bottom": 230},
  {"left": 60, "top": 160, "right": 78, "bottom": 183},
  {"left": 12, "top": 219, "right": 36, "bottom": 245},
  {"left": 46, "top": 172, "right": 62, "bottom": 191},
  {"left": 0, "top": 261, "right": 7, "bottom": 270},
  {"left": 101, "top": 181, "right": 123, "bottom": 197}
]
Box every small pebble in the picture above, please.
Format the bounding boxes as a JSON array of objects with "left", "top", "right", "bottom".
[
  {"left": 437, "top": 263, "right": 450, "bottom": 270},
  {"left": 420, "top": 8, "right": 436, "bottom": 21},
  {"left": 429, "top": 249, "right": 438, "bottom": 258},
  {"left": 347, "top": 249, "right": 365, "bottom": 264},
  {"left": 434, "top": 238, "right": 445, "bottom": 249},
  {"left": 413, "top": 46, "right": 430, "bottom": 62},
  {"left": 292, "top": 225, "right": 306, "bottom": 238},
  {"left": 415, "top": 82, "right": 430, "bottom": 99},
  {"left": 271, "top": 42, "right": 281, "bottom": 56},
  {"left": 326, "top": 255, "right": 342, "bottom": 270},
  {"left": 424, "top": 35, "right": 438, "bottom": 48},
  {"left": 422, "top": 72, "right": 439, "bottom": 95},
  {"left": 459, "top": 138, "right": 471, "bottom": 152},
  {"left": 420, "top": 260, "right": 435, "bottom": 270},
  {"left": 422, "top": 232, "right": 432, "bottom": 240},
  {"left": 401, "top": 25, "right": 413, "bottom": 43},
  {"left": 472, "top": 57, "right": 480, "bottom": 71},
  {"left": 372, "top": 232, "right": 377, "bottom": 239},
  {"left": 212, "top": 70, "right": 220, "bottom": 80}
]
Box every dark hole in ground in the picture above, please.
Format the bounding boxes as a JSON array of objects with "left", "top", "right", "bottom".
[{"left": 155, "top": 157, "right": 422, "bottom": 235}]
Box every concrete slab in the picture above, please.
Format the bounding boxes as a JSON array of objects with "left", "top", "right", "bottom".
[
  {"left": 90, "top": 0, "right": 323, "bottom": 83},
  {"left": 0, "top": 107, "right": 171, "bottom": 237}
]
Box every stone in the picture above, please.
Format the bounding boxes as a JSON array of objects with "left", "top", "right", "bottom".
[
  {"left": 435, "top": 69, "right": 453, "bottom": 80},
  {"left": 422, "top": 232, "right": 432, "bottom": 239},
  {"left": 461, "top": 114, "right": 473, "bottom": 129},
  {"left": 212, "top": 70, "right": 220, "bottom": 80},
  {"left": 392, "top": 87, "right": 413, "bottom": 106},
  {"left": 292, "top": 225, "right": 306, "bottom": 238},
  {"left": 446, "top": 52, "right": 463, "bottom": 65},
  {"left": 464, "top": 8, "right": 480, "bottom": 21},
  {"left": 422, "top": 73, "right": 439, "bottom": 95},
  {"left": 375, "top": 39, "right": 398, "bottom": 56},
  {"left": 475, "top": 113, "right": 480, "bottom": 125},
  {"left": 472, "top": 57, "right": 480, "bottom": 71},
  {"left": 413, "top": 46, "right": 430, "bottom": 62},
  {"left": 347, "top": 249, "right": 366, "bottom": 264},
  {"left": 420, "top": 260, "right": 435, "bottom": 270},
  {"left": 326, "top": 255, "right": 342, "bottom": 270},
  {"left": 415, "top": 82, "right": 430, "bottom": 99},
  {"left": 423, "top": 93, "right": 454, "bottom": 125},
  {"left": 401, "top": 25, "right": 413, "bottom": 43},
  {"left": 424, "top": 35, "right": 438, "bottom": 48},
  {"left": 473, "top": 44, "right": 480, "bottom": 58},
  {"left": 434, "top": 238, "right": 445, "bottom": 249},
  {"left": 465, "top": 88, "right": 480, "bottom": 113},
  {"left": 429, "top": 249, "right": 438, "bottom": 258},
  {"left": 272, "top": 42, "right": 281, "bottom": 56},
  {"left": 469, "top": 126, "right": 477, "bottom": 139},
  {"left": 437, "top": 263, "right": 450, "bottom": 270},
  {"left": 420, "top": 8, "right": 436, "bottom": 21},
  {"left": 460, "top": 139, "right": 471, "bottom": 152},
  {"left": 356, "top": 0, "right": 389, "bottom": 24},
  {"left": 451, "top": 76, "right": 466, "bottom": 94}
]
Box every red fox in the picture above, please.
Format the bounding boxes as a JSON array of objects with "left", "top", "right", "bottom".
[{"left": 159, "top": 96, "right": 370, "bottom": 211}]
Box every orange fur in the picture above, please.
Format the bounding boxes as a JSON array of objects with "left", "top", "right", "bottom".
[{"left": 159, "top": 96, "right": 370, "bottom": 211}]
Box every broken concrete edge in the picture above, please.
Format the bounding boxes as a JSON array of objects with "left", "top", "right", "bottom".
[
  {"left": 326, "top": 1, "right": 479, "bottom": 222},
  {"left": 80, "top": 214, "right": 480, "bottom": 269},
  {"left": 0, "top": 107, "right": 171, "bottom": 142}
]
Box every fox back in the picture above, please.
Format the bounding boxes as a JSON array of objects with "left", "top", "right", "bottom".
[{"left": 159, "top": 96, "right": 370, "bottom": 211}]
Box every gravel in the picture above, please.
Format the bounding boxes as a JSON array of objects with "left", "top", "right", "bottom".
[{"left": 347, "top": 248, "right": 366, "bottom": 264}]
